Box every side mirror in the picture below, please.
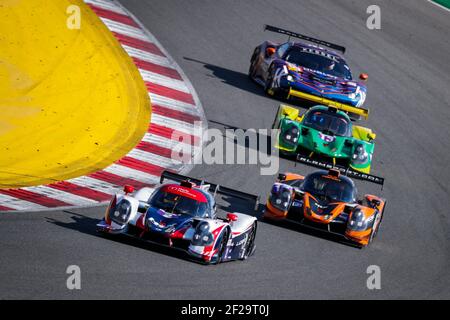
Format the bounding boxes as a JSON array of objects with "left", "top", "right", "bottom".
[
  {"left": 367, "top": 132, "right": 376, "bottom": 141},
  {"left": 301, "top": 127, "right": 309, "bottom": 136},
  {"left": 123, "top": 185, "right": 134, "bottom": 194},
  {"left": 227, "top": 213, "right": 238, "bottom": 222},
  {"left": 359, "top": 73, "right": 369, "bottom": 81},
  {"left": 266, "top": 47, "right": 276, "bottom": 57},
  {"left": 372, "top": 199, "right": 381, "bottom": 207}
]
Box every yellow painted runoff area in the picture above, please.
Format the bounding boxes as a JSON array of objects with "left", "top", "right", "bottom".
[{"left": 0, "top": 0, "right": 151, "bottom": 188}]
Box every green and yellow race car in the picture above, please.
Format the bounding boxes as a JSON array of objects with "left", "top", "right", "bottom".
[{"left": 272, "top": 104, "right": 376, "bottom": 174}]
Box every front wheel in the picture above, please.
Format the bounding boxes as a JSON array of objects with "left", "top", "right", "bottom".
[
  {"left": 241, "top": 222, "right": 257, "bottom": 260},
  {"left": 264, "top": 65, "right": 288, "bottom": 100},
  {"left": 370, "top": 201, "right": 386, "bottom": 242},
  {"left": 212, "top": 229, "right": 229, "bottom": 265},
  {"left": 248, "top": 48, "right": 260, "bottom": 81},
  {"left": 367, "top": 204, "right": 385, "bottom": 246}
]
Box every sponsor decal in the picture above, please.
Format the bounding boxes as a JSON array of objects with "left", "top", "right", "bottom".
[
  {"left": 168, "top": 186, "right": 192, "bottom": 194},
  {"left": 149, "top": 217, "right": 166, "bottom": 228},
  {"left": 297, "top": 156, "right": 384, "bottom": 185},
  {"left": 234, "top": 238, "right": 246, "bottom": 247},
  {"left": 292, "top": 200, "right": 303, "bottom": 207},
  {"left": 319, "top": 132, "right": 336, "bottom": 143},
  {"left": 157, "top": 208, "right": 179, "bottom": 218},
  {"left": 301, "top": 47, "right": 338, "bottom": 62}
]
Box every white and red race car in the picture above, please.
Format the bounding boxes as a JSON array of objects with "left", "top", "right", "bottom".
[{"left": 97, "top": 171, "right": 259, "bottom": 264}]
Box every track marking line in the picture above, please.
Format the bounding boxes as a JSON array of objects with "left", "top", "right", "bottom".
[
  {"left": 85, "top": 0, "right": 127, "bottom": 14},
  {"left": 149, "top": 94, "right": 199, "bottom": 116},
  {"left": 89, "top": 171, "right": 151, "bottom": 190},
  {"left": 68, "top": 176, "right": 122, "bottom": 195},
  {"left": 22, "top": 186, "right": 98, "bottom": 206},
  {"left": 103, "top": 164, "right": 160, "bottom": 184},
  {"left": 139, "top": 69, "right": 190, "bottom": 93},
  {"left": 146, "top": 82, "right": 195, "bottom": 105},
  {"left": 0, "top": 194, "right": 47, "bottom": 211}
]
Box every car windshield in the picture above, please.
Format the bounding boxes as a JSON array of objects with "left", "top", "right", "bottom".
[
  {"left": 149, "top": 189, "right": 208, "bottom": 217},
  {"left": 283, "top": 179, "right": 303, "bottom": 188},
  {"left": 284, "top": 48, "right": 352, "bottom": 79},
  {"left": 303, "top": 110, "right": 351, "bottom": 136},
  {"left": 302, "top": 173, "right": 356, "bottom": 203}
]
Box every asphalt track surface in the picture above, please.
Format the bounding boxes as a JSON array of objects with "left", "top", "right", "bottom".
[{"left": 1, "top": 0, "right": 449, "bottom": 299}]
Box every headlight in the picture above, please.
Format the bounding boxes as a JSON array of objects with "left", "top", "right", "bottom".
[
  {"left": 191, "top": 222, "right": 214, "bottom": 246},
  {"left": 281, "top": 126, "right": 300, "bottom": 145},
  {"left": 110, "top": 200, "right": 132, "bottom": 224},
  {"left": 286, "top": 75, "right": 294, "bottom": 82},
  {"left": 347, "top": 209, "right": 372, "bottom": 231},
  {"left": 269, "top": 187, "right": 292, "bottom": 211},
  {"left": 352, "top": 144, "right": 369, "bottom": 164}
]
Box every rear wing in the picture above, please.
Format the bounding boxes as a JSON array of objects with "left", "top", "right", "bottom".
[
  {"left": 264, "top": 24, "right": 346, "bottom": 54},
  {"left": 160, "top": 171, "right": 260, "bottom": 210},
  {"left": 296, "top": 155, "right": 385, "bottom": 188},
  {"left": 287, "top": 88, "right": 369, "bottom": 120}
]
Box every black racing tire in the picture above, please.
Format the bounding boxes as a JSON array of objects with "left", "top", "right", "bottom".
[
  {"left": 264, "top": 64, "right": 288, "bottom": 100},
  {"left": 241, "top": 222, "right": 257, "bottom": 260},
  {"left": 367, "top": 214, "right": 378, "bottom": 246},
  {"left": 367, "top": 201, "right": 386, "bottom": 246},
  {"left": 372, "top": 200, "right": 386, "bottom": 239},
  {"left": 248, "top": 48, "right": 259, "bottom": 80},
  {"left": 213, "top": 228, "right": 229, "bottom": 265},
  {"left": 264, "top": 64, "right": 276, "bottom": 95}
]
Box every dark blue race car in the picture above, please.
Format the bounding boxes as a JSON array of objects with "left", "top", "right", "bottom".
[{"left": 249, "top": 25, "right": 369, "bottom": 120}]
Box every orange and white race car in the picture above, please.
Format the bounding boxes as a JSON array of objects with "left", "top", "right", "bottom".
[{"left": 264, "top": 168, "right": 386, "bottom": 247}]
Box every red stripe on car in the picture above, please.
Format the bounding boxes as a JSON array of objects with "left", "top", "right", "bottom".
[{"left": 160, "top": 184, "right": 208, "bottom": 202}]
